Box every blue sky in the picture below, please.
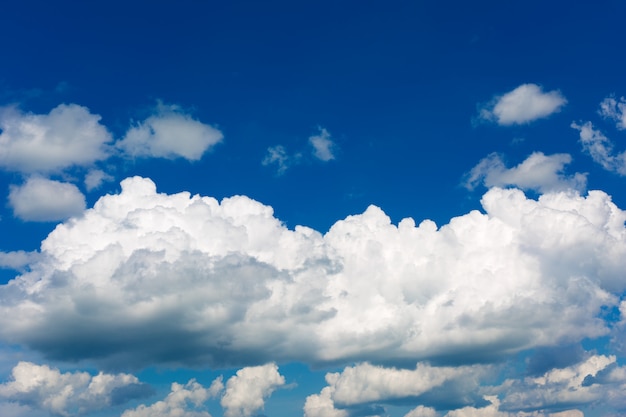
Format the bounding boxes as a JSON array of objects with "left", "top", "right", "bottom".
[{"left": 1, "top": 1, "right": 626, "bottom": 416}]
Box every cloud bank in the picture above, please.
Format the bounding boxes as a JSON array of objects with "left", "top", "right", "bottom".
[
  {"left": 1, "top": 176, "right": 625, "bottom": 373},
  {"left": 480, "top": 84, "right": 567, "bottom": 125}
]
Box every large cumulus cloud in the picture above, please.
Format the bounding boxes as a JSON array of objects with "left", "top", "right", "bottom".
[{"left": 0, "top": 177, "right": 625, "bottom": 370}]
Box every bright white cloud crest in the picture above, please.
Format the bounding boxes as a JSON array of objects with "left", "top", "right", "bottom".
[
  {"left": 480, "top": 84, "right": 567, "bottom": 125},
  {"left": 221, "top": 363, "right": 285, "bottom": 417},
  {"left": 1, "top": 177, "right": 625, "bottom": 371},
  {"left": 0, "top": 104, "right": 112, "bottom": 173}
]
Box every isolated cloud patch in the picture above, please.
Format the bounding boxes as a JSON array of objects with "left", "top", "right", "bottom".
[
  {"left": 0, "top": 104, "right": 112, "bottom": 173},
  {"left": 0, "top": 177, "right": 625, "bottom": 370},
  {"left": 0, "top": 362, "right": 150, "bottom": 417},
  {"left": 464, "top": 152, "right": 587, "bottom": 193},
  {"left": 117, "top": 103, "right": 223, "bottom": 161},
  {"left": 262, "top": 145, "right": 296, "bottom": 175},
  {"left": 8, "top": 177, "right": 86, "bottom": 222},
  {"left": 309, "top": 127, "right": 336, "bottom": 161},
  {"left": 599, "top": 96, "right": 626, "bottom": 129},
  {"left": 262, "top": 127, "right": 335, "bottom": 174},
  {"left": 304, "top": 362, "right": 489, "bottom": 416},
  {"left": 480, "top": 84, "right": 566, "bottom": 125}
]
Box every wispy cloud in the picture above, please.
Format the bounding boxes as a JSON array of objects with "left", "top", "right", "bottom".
[
  {"left": 262, "top": 127, "right": 336, "bottom": 174},
  {"left": 479, "top": 84, "right": 567, "bottom": 125},
  {"left": 599, "top": 95, "right": 626, "bottom": 130},
  {"left": 262, "top": 145, "right": 297, "bottom": 175},
  {"left": 571, "top": 121, "right": 626, "bottom": 175}
]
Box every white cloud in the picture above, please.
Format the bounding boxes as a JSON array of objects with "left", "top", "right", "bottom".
[
  {"left": 262, "top": 145, "right": 293, "bottom": 175},
  {"left": 464, "top": 152, "right": 587, "bottom": 193},
  {"left": 84, "top": 169, "right": 113, "bottom": 191},
  {"left": 0, "top": 250, "right": 38, "bottom": 271},
  {"left": 572, "top": 121, "right": 626, "bottom": 175},
  {"left": 305, "top": 362, "right": 488, "bottom": 415},
  {"left": 443, "top": 396, "right": 584, "bottom": 417},
  {"left": 0, "top": 362, "right": 148, "bottom": 417},
  {"left": 599, "top": 96, "right": 626, "bottom": 130},
  {"left": 325, "top": 362, "right": 485, "bottom": 407},
  {"left": 0, "top": 104, "right": 112, "bottom": 173},
  {"left": 498, "top": 354, "right": 626, "bottom": 412},
  {"left": 221, "top": 363, "right": 285, "bottom": 417},
  {"left": 8, "top": 177, "right": 86, "bottom": 222},
  {"left": 303, "top": 386, "right": 348, "bottom": 417},
  {"left": 309, "top": 127, "right": 336, "bottom": 161},
  {"left": 117, "top": 103, "right": 223, "bottom": 161},
  {"left": 480, "top": 84, "right": 567, "bottom": 125},
  {"left": 122, "top": 378, "right": 223, "bottom": 417},
  {"left": 0, "top": 177, "right": 625, "bottom": 370}
]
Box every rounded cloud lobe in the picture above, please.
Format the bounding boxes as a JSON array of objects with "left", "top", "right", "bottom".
[
  {"left": 0, "top": 362, "right": 150, "bottom": 416},
  {"left": 0, "top": 104, "right": 112, "bottom": 173},
  {"left": 8, "top": 177, "right": 86, "bottom": 222},
  {"left": 480, "top": 84, "right": 567, "bottom": 125},
  {"left": 1, "top": 177, "right": 625, "bottom": 370},
  {"left": 117, "top": 104, "right": 223, "bottom": 161}
]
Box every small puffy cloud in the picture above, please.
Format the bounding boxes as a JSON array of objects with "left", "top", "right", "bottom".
[
  {"left": 0, "top": 104, "right": 112, "bottom": 173},
  {"left": 1, "top": 177, "right": 626, "bottom": 370},
  {"left": 84, "top": 169, "right": 113, "bottom": 191},
  {"left": 0, "top": 361, "right": 149, "bottom": 416},
  {"left": 309, "top": 127, "right": 336, "bottom": 161},
  {"left": 221, "top": 363, "right": 285, "bottom": 417},
  {"left": 479, "top": 84, "right": 567, "bottom": 125},
  {"left": 306, "top": 362, "right": 489, "bottom": 415},
  {"left": 571, "top": 121, "right": 626, "bottom": 175},
  {"left": 464, "top": 152, "right": 587, "bottom": 193},
  {"left": 599, "top": 96, "right": 626, "bottom": 130},
  {"left": 122, "top": 378, "right": 223, "bottom": 417},
  {"left": 8, "top": 177, "right": 86, "bottom": 222},
  {"left": 117, "top": 103, "right": 223, "bottom": 161}
]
